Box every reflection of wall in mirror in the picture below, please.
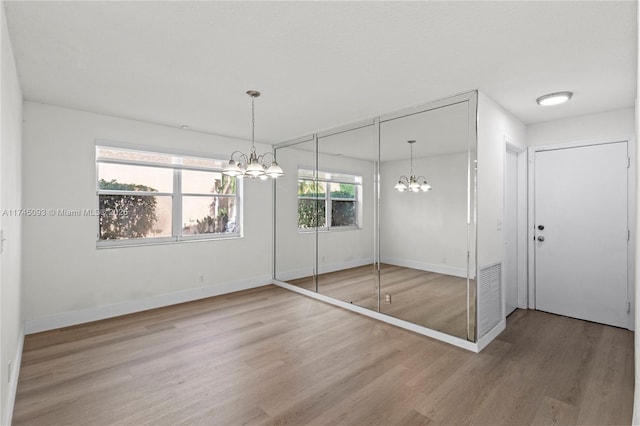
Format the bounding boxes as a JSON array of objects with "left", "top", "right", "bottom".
[
  {"left": 275, "top": 149, "right": 375, "bottom": 281},
  {"left": 380, "top": 151, "right": 468, "bottom": 277},
  {"left": 274, "top": 145, "right": 316, "bottom": 281}
]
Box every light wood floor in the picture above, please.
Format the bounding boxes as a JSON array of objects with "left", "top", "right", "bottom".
[
  {"left": 13, "top": 285, "right": 633, "bottom": 425},
  {"left": 289, "top": 264, "right": 474, "bottom": 339}
]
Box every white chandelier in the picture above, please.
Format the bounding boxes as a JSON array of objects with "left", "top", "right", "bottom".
[
  {"left": 394, "top": 140, "right": 432, "bottom": 192},
  {"left": 223, "top": 90, "right": 284, "bottom": 180}
]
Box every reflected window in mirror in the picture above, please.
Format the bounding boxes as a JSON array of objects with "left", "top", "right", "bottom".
[{"left": 297, "top": 168, "right": 362, "bottom": 232}]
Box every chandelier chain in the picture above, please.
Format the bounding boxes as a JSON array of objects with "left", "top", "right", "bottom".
[
  {"left": 410, "top": 141, "right": 414, "bottom": 175},
  {"left": 251, "top": 96, "right": 255, "bottom": 147}
]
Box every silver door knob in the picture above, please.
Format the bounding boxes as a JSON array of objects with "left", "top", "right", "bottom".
[{"left": 537, "top": 236, "right": 545, "bottom": 242}]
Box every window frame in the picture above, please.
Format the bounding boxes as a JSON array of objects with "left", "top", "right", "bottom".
[
  {"left": 96, "top": 144, "right": 242, "bottom": 248},
  {"left": 297, "top": 169, "right": 362, "bottom": 233}
]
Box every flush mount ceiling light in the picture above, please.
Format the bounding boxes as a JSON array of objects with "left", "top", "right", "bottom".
[
  {"left": 394, "top": 140, "right": 432, "bottom": 193},
  {"left": 536, "top": 91, "right": 573, "bottom": 106},
  {"left": 223, "top": 91, "right": 284, "bottom": 180}
]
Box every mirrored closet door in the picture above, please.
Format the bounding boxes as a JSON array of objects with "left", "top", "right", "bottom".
[
  {"left": 316, "top": 124, "right": 378, "bottom": 310},
  {"left": 274, "top": 92, "right": 477, "bottom": 342},
  {"left": 274, "top": 137, "right": 318, "bottom": 291},
  {"left": 379, "top": 100, "right": 475, "bottom": 340}
]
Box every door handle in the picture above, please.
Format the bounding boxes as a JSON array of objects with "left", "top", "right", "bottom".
[{"left": 537, "top": 236, "right": 545, "bottom": 242}]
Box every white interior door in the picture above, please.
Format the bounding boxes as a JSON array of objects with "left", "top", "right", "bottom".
[
  {"left": 504, "top": 149, "right": 518, "bottom": 316},
  {"left": 534, "top": 142, "right": 629, "bottom": 328}
]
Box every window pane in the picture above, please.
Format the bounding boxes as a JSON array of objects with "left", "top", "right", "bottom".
[
  {"left": 298, "top": 180, "right": 325, "bottom": 197},
  {"left": 181, "top": 156, "right": 228, "bottom": 170},
  {"left": 182, "top": 196, "right": 238, "bottom": 235},
  {"left": 316, "top": 170, "right": 362, "bottom": 184},
  {"left": 98, "top": 163, "right": 173, "bottom": 193},
  {"left": 331, "top": 200, "right": 357, "bottom": 227},
  {"left": 298, "top": 168, "right": 316, "bottom": 180},
  {"left": 99, "top": 195, "right": 172, "bottom": 240},
  {"left": 298, "top": 199, "right": 326, "bottom": 228},
  {"left": 182, "top": 170, "right": 235, "bottom": 195},
  {"left": 329, "top": 182, "right": 356, "bottom": 199},
  {"left": 96, "top": 146, "right": 173, "bottom": 165},
  {"left": 97, "top": 146, "right": 242, "bottom": 244}
]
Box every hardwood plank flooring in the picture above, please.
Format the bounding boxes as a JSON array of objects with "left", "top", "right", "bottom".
[
  {"left": 288, "top": 264, "right": 474, "bottom": 339},
  {"left": 13, "top": 285, "right": 633, "bottom": 425}
]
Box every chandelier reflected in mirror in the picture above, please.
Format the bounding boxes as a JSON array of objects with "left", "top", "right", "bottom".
[
  {"left": 394, "top": 140, "right": 432, "bottom": 192},
  {"left": 223, "top": 90, "right": 284, "bottom": 180}
]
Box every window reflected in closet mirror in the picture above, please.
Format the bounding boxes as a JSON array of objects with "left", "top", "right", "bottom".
[
  {"left": 316, "top": 124, "right": 377, "bottom": 310},
  {"left": 273, "top": 92, "right": 477, "bottom": 342},
  {"left": 274, "top": 137, "right": 318, "bottom": 291}
]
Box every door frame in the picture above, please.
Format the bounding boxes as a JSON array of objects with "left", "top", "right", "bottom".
[
  {"left": 527, "top": 136, "right": 636, "bottom": 330},
  {"left": 504, "top": 138, "right": 528, "bottom": 317}
]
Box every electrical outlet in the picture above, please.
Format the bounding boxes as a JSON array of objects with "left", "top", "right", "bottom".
[
  {"left": 385, "top": 294, "right": 392, "bottom": 304},
  {"left": 8, "top": 361, "right": 11, "bottom": 382},
  {"left": 199, "top": 275, "right": 204, "bottom": 283}
]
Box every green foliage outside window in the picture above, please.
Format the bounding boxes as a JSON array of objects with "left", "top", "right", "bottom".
[
  {"left": 330, "top": 183, "right": 356, "bottom": 199},
  {"left": 298, "top": 180, "right": 324, "bottom": 197},
  {"left": 298, "top": 199, "right": 327, "bottom": 228},
  {"left": 297, "top": 180, "right": 357, "bottom": 229},
  {"left": 98, "top": 179, "right": 158, "bottom": 239},
  {"left": 331, "top": 200, "right": 356, "bottom": 227}
]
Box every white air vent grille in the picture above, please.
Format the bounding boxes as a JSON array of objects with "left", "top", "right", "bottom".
[{"left": 478, "top": 262, "right": 502, "bottom": 339}]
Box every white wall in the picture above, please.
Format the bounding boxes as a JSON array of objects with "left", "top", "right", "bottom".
[
  {"left": 477, "top": 92, "right": 526, "bottom": 267},
  {"left": 380, "top": 151, "right": 468, "bottom": 277},
  {"left": 0, "top": 2, "right": 23, "bottom": 424},
  {"left": 476, "top": 91, "right": 526, "bottom": 341},
  {"left": 22, "top": 102, "right": 273, "bottom": 332},
  {"left": 527, "top": 107, "right": 635, "bottom": 147}
]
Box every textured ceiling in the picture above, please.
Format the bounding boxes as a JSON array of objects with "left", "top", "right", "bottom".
[{"left": 4, "top": 1, "right": 637, "bottom": 145}]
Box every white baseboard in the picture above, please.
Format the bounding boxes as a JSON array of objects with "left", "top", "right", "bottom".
[
  {"left": 273, "top": 279, "right": 479, "bottom": 352},
  {"left": 381, "top": 256, "right": 468, "bottom": 278},
  {"left": 275, "top": 267, "right": 314, "bottom": 282},
  {"left": 24, "top": 276, "right": 271, "bottom": 334},
  {"left": 3, "top": 325, "right": 24, "bottom": 426},
  {"left": 476, "top": 319, "right": 506, "bottom": 352},
  {"left": 276, "top": 257, "right": 373, "bottom": 282},
  {"left": 318, "top": 257, "right": 373, "bottom": 275},
  {"left": 277, "top": 258, "right": 470, "bottom": 282}
]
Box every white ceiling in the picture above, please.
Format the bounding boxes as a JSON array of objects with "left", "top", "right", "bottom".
[{"left": 4, "top": 1, "right": 637, "bottom": 145}]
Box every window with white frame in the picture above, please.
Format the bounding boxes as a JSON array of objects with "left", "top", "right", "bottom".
[
  {"left": 96, "top": 145, "right": 241, "bottom": 246},
  {"left": 297, "top": 168, "right": 362, "bottom": 230}
]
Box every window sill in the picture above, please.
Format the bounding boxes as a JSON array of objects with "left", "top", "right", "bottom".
[
  {"left": 298, "top": 226, "right": 362, "bottom": 234},
  {"left": 96, "top": 233, "right": 242, "bottom": 249}
]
